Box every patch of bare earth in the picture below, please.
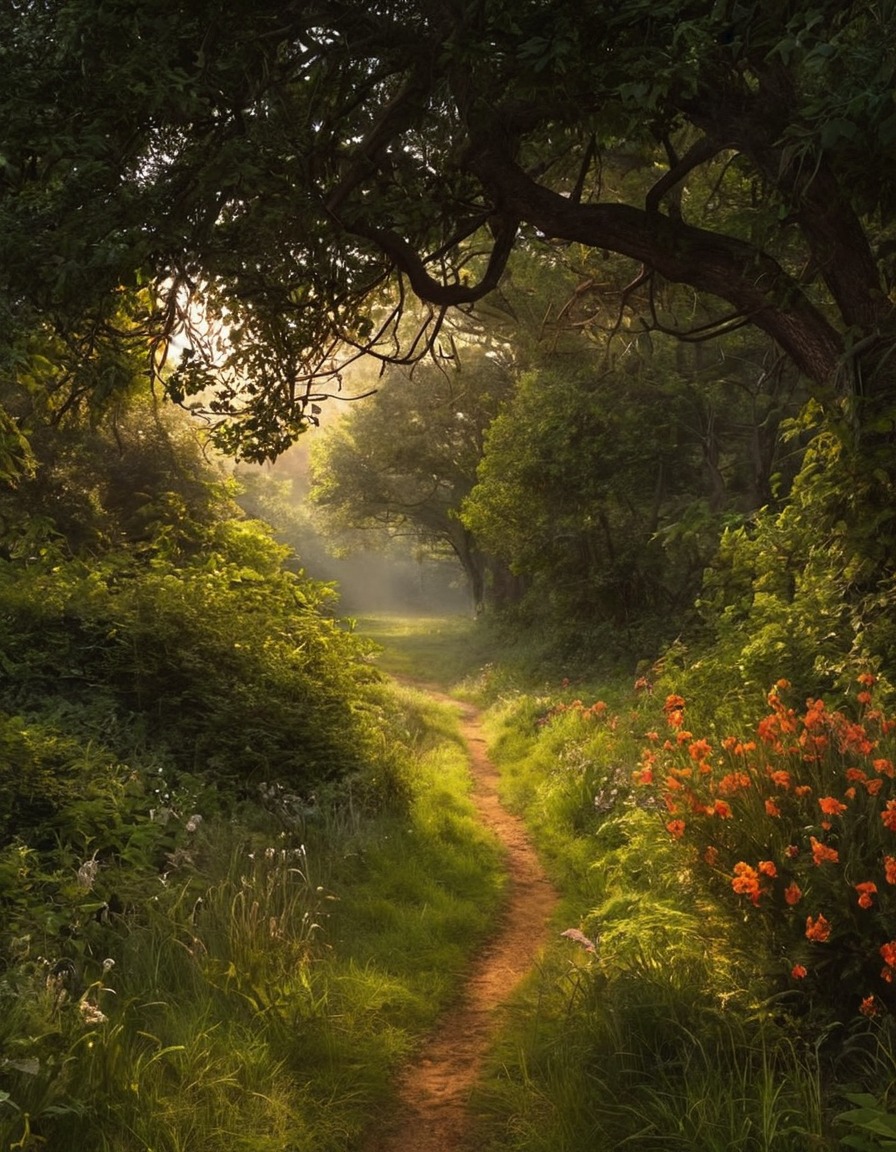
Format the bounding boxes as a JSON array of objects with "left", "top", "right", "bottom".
[{"left": 362, "top": 693, "right": 560, "bottom": 1152}]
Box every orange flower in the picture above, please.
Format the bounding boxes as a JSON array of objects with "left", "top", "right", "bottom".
[
  {"left": 805, "top": 914, "right": 831, "bottom": 942},
  {"left": 645, "top": 731, "right": 659, "bottom": 743},
  {"left": 765, "top": 798, "right": 781, "bottom": 818},
  {"left": 794, "top": 785, "right": 813, "bottom": 798},
  {"left": 880, "top": 940, "right": 896, "bottom": 982},
  {"left": 857, "top": 672, "right": 877, "bottom": 686},
  {"left": 857, "top": 691, "right": 873, "bottom": 706},
  {"left": 810, "top": 836, "right": 839, "bottom": 866},
  {"left": 632, "top": 767, "right": 653, "bottom": 786},
  {"left": 855, "top": 881, "right": 878, "bottom": 909},
  {"left": 688, "top": 738, "right": 713, "bottom": 762},
  {"left": 769, "top": 769, "right": 792, "bottom": 790},
  {"left": 838, "top": 720, "right": 875, "bottom": 756},
  {"left": 785, "top": 844, "right": 800, "bottom": 859},
  {"left": 791, "top": 964, "right": 807, "bottom": 979},
  {"left": 874, "top": 758, "right": 895, "bottom": 778},
  {"left": 881, "top": 800, "right": 896, "bottom": 832},
  {"left": 710, "top": 799, "right": 732, "bottom": 819},
  {"left": 758, "top": 715, "right": 782, "bottom": 747},
  {"left": 818, "top": 796, "right": 848, "bottom": 816},
  {"left": 718, "top": 771, "right": 750, "bottom": 796},
  {"left": 732, "top": 862, "right": 762, "bottom": 905},
  {"left": 704, "top": 846, "right": 720, "bottom": 867},
  {"left": 666, "top": 819, "right": 686, "bottom": 840},
  {"left": 867, "top": 778, "right": 884, "bottom": 796},
  {"left": 884, "top": 856, "right": 896, "bottom": 885},
  {"left": 784, "top": 882, "right": 802, "bottom": 905},
  {"left": 758, "top": 860, "right": 777, "bottom": 878},
  {"left": 845, "top": 768, "right": 868, "bottom": 783},
  {"left": 860, "top": 995, "right": 878, "bottom": 1017}
]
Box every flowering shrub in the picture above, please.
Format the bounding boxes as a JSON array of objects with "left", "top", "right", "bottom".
[
  {"left": 632, "top": 675, "right": 896, "bottom": 1020},
  {"left": 537, "top": 697, "right": 614, "bottom": 727}
]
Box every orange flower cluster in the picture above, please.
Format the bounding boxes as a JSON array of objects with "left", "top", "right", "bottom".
[
  {"left": 632, "top": 674, "right": 896, "bottom": 1016},
  {"left": 881, "top": 941, "right": 896, "bottom": 982},
  {"left": 810, "top": 836, "right": 839, "bottom": 866},
  {"left": 540, "top": 698, "right": 614, "bottom": 726},
  {"left": 805, "top": 914, "right": 831, "bottom": 942},
  {"left": 730, "top": 859, "right": 778, "bottom": 905},
  {"left": 732, "top": 862, "right": 762, "bottom": 905}
]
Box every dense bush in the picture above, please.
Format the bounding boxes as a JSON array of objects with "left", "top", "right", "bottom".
[{"left": 0, "top": 517, "right": 390, "bottom": 790}]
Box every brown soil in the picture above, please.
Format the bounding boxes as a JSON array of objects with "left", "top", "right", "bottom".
[{"left": 362, "top": 690, "right": 560, "bottom": 1152}]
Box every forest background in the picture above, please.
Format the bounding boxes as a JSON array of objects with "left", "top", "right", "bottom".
[{"left": 2, "top": 2, "right": 896, "bottom": 1149}]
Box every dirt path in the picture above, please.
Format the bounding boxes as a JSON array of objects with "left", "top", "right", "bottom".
[{"left": 362, "top": 691, "right": 560, "bottom": 1152}]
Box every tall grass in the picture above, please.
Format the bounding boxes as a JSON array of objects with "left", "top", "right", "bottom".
[
  {"left": 467, "top": 673, "right": 848, "bottom": 1152},
  {"left": 0, "top": 680, "right": 504, "bottom": 1151}
]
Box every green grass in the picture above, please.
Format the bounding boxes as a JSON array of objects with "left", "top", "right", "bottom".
[
  {"left": 464, "top": 674, "right": 846, "bottom": 1152},
  {"left": 0, "top": 682, "right": 505, "bottom": 1152},
  {"left": 353, "top": 612, "right": 490, "bottom": 686}
]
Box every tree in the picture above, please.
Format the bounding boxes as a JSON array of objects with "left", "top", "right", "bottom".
[
  {"left": 2, "top": 1, "right": 895, "bottom": 460},
  {"left": 310, "top": 350, "right": 514, "bottom": 608},
  {"left": 461, "top": 325, "right": 808, "bottom": 655}
]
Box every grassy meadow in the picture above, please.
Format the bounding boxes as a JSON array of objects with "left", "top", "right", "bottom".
[
  {"left": 360, "top": 614, "right": 896, "bottom": 1152},
  {"left": 5, "top": 606, "right": 896, "bottom": 1151},
  {"left": 0, "top": 662, "right": 504, "bottom": 1151}
]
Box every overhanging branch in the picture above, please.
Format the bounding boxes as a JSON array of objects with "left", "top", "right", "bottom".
[{"left": 467, "top": 141, "right": 844, "bottom": 384}]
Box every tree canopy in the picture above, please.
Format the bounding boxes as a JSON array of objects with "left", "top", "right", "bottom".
[
  {"left": 3, "top": 1, "right": 895, "bottom": 458},
  {"left": 310, "top": 350, "right": 514, "bottom": 608}
]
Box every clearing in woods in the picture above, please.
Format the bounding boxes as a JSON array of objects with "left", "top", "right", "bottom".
[{"left": 363, "top": 688, "right": 560, "bottom": 1152}]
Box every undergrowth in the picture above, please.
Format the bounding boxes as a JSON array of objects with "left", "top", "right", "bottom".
[
  {"left": 0, "top": 673, "right": 503, "bottom": 1151},
  {"left": 454, "top": 648, "right": 896, "bottom": 1152}
]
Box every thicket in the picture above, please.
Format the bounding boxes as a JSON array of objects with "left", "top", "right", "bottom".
[{"left": 0, "top": 388, "right": 453, "bottom": 1149}]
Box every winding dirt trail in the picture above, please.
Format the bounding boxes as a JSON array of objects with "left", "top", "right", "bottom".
[{"left": 362, "top": 690, "right": 560, "bottom": 1152}]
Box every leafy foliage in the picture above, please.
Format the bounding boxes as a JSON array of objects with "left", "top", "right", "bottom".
[
  {"left": 0, "top": 520, "right": 385, "bottom": 789},
  {"left": 311, "top": 348, "right": 515, "bottom": 607},
  {"left": 463, "top": 330, "right": 807, "bottom": 660},
  {"left": 2, "top": 1, "right": 895, "bottom": 456}
]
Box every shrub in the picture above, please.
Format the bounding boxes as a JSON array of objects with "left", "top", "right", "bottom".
[{"left": 0, "top": 518, "right": 388, "bottom": 792}]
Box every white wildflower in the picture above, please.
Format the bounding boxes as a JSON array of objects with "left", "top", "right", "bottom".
[
  {"left": 77, "top": 853, "right": 99, "bottom": 890},
  {"left": 78, "top": 1000, "right": 108, "bottom": 1026}
]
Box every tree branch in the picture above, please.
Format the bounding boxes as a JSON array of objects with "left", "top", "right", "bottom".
[
  {"left": 645, "top": 136, "right": 729, "bottom": 214},
  {"left": 467, "top": 142, "right": 844, "bottom": 384},
  {"left": 349, "top": 212, "right": 519, "bottom": 307}
]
